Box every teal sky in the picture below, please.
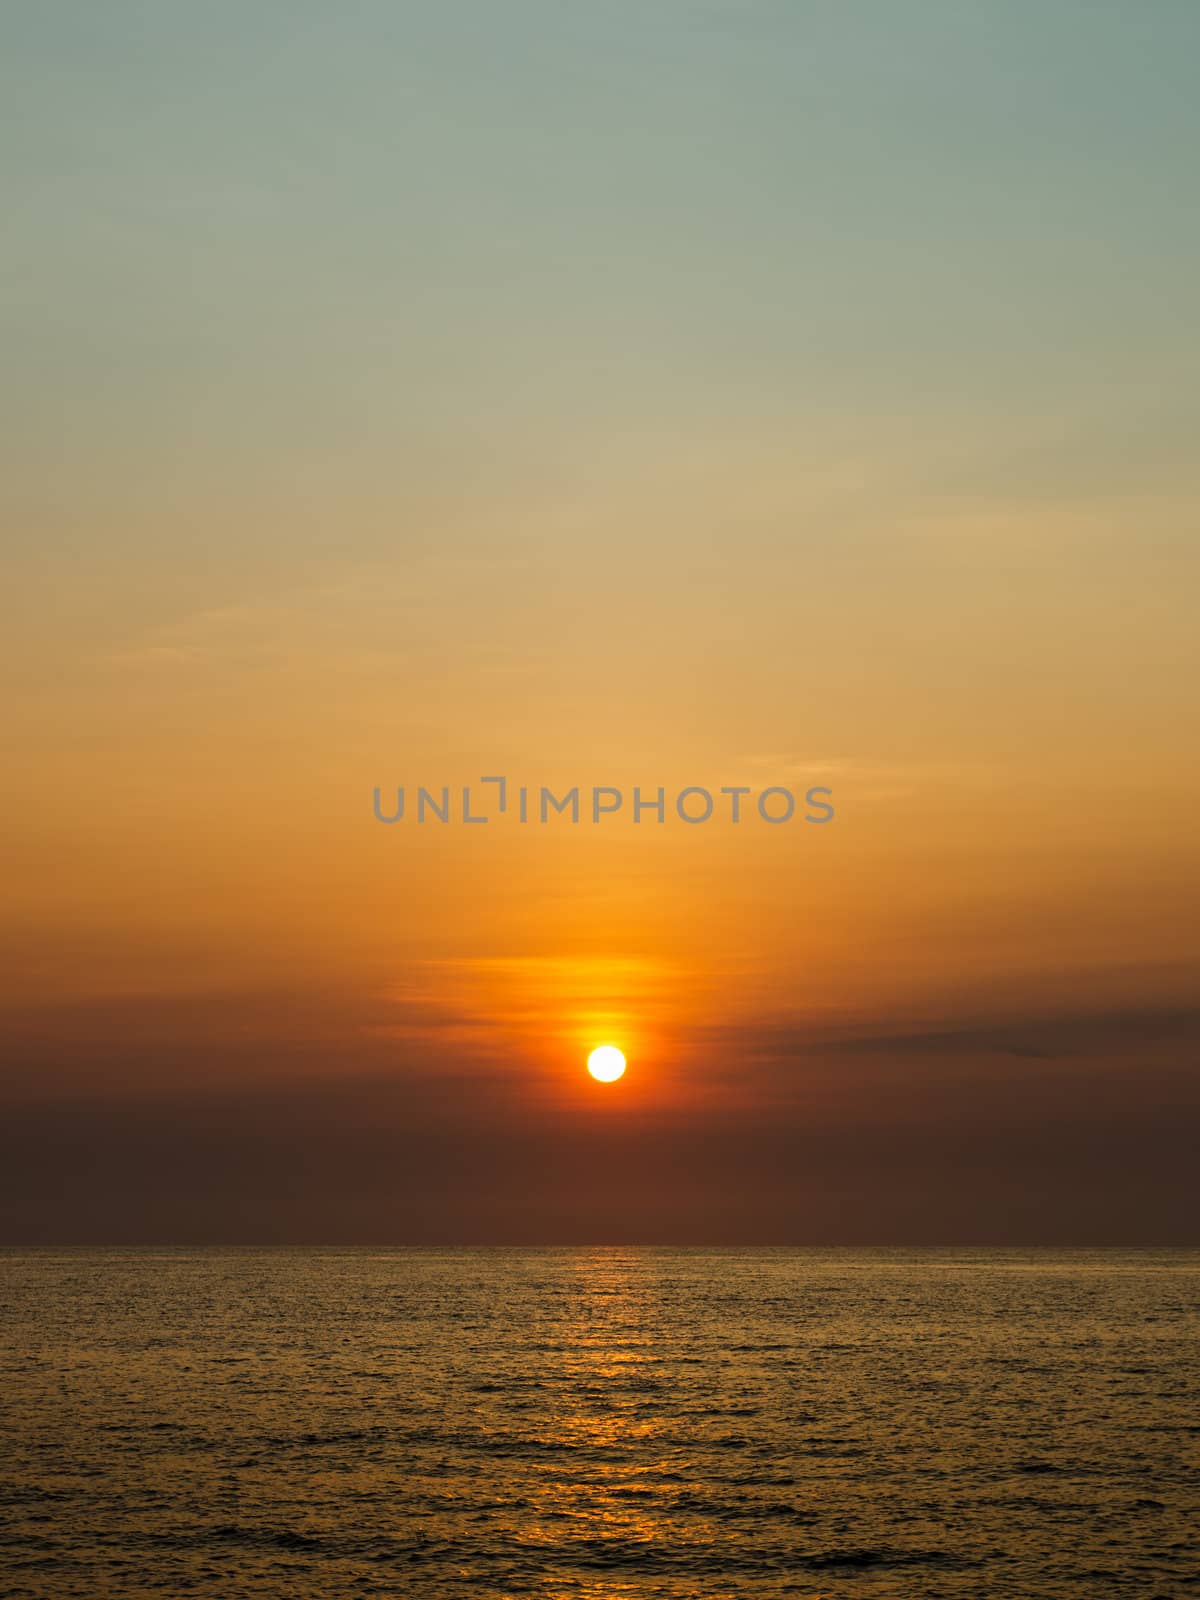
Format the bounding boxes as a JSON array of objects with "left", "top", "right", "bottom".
[{"left": 6, "top": 1, "right": 1200, "bottom": 543}]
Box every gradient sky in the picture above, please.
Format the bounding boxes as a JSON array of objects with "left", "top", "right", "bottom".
[{"left": 2, "top": 1, "right": 1198, "bottom": 1242}]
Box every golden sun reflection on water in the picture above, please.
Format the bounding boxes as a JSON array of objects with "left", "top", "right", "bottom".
[{"left": 510, "top": 1251, "right": 723, "bottom": 1567}]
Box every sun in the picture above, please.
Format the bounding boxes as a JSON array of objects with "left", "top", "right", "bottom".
[{"left": 587, "top": 1044, "right": 626, "bottom": 1083}]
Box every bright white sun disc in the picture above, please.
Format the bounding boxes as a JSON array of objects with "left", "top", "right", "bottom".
[{"left": 587, "top": 1045, "right": 626, "bottom": 1083}]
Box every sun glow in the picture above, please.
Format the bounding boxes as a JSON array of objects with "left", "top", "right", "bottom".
[{"left": 587, "top": 1045, "right": 626, "bottom": 1083}]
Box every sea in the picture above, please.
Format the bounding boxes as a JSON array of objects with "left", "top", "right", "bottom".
[{"left": 1, "top": 1248, "right": 1196, "bottom": 1598}]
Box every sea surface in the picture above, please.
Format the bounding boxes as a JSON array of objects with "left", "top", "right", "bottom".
[{"left": 1, "top": 1248, "right": 1196, "bottom": 1598}]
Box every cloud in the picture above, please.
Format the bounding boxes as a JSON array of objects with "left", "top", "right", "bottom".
[{"left": 818, "top": 1004, "right": 1200, "bottom": 1063}]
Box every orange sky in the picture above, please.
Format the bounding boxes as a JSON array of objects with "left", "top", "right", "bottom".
[{"left": 2, "top": 2, "right": 1198, "bottom": 1240}]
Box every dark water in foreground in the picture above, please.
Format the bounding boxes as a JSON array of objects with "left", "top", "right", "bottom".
[{"left": 1, "top": 1249, "right": 1196, "bottom": 1599}]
